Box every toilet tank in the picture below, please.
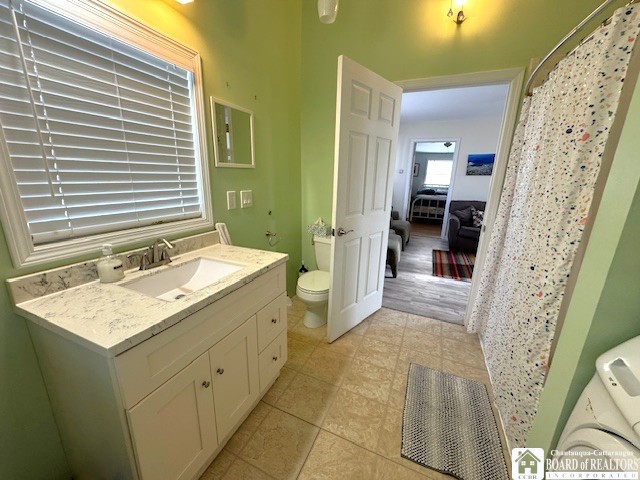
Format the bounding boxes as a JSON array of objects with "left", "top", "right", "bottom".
[{"left": 314, "top": 235, "right": 332, "bottom": 272}]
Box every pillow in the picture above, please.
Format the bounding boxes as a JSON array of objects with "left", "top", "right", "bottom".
[
  {"left": 453, "top": 206, "right": 474, "bottom": 226},
  {"left": 471, "top": 206, "right": 484, "bottom": 227}
]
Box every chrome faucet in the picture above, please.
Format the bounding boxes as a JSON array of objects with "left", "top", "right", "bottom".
[
  {"left": 149, "top": 238, "right": 174, "bottom": 267},
  {"left": 127, "top": 250, "right": 150, "bottom": 271},
  {"left": 128, "top": 238, "right": 174, "bottom": 271}
]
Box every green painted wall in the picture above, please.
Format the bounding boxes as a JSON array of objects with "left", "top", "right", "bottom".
[
  {"left": 0, "top": 225, "right": 69, "bottom": 479},
  {"left": 1, "top": 0, "right": 635, "bottom": 476},
  {"left": 299, "top": 0, "right": 605, "bottom": 267},
  {"left": 528, "top": 73, "right": 640, "bottom": 452},
  {"left": 0, "top": 1, "right": 301, "bottom": 478}
]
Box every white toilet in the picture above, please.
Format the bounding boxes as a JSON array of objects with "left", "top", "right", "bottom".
[{"left": 296, "top": 235, "right": 332, "bottom": 328}]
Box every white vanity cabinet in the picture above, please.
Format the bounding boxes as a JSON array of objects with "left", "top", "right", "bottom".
[
  {"left": 127, "top": 316, "right": 261, "bottom": 480},
  {"left": 27, "top": 263, "right": 287, "bottom": 480},
  {"left": 127, "top": 352, "right": 218, "bottom": 480}
]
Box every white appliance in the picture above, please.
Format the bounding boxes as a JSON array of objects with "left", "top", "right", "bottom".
[
  {"left": 296, "top": 235, "right": 332, "bottom": 328},
  {"left": 553, "top": 335, "right": 640, "bottom": 471}
]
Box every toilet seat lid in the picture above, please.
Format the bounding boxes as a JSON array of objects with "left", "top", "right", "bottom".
[{"left": 298, "top": 270, "right": 330, "bottom": 293}]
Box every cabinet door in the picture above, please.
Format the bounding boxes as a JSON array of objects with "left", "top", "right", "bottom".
[
  {"left": 127, "top": 353, "right": 217, "bottom": 480},
  {"left": 209, "top": 316, "right": 259, "bottom": 441}
]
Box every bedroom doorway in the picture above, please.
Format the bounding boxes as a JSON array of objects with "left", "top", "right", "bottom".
[
  {"left": 408, "top": 140, "right": 458, "bottom": 240},
  {"left": 383, "top": 69, "right": 524, "bottom": 324}
]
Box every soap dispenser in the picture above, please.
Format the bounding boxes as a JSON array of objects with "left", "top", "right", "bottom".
[{"left": 97, "top": 244, "right": 124, "bottom": 283}]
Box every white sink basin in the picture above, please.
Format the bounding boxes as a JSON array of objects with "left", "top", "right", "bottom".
[{"left": 123, "top": 257, "right": 244, "bottom": 301}]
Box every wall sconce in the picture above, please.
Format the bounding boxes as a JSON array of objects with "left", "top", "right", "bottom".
[
  {"left": 318, "top": 0, "right": 339, "bottom": 24},
  {"left": 447, "top": 0, "right": 466, "bottom": 24}
]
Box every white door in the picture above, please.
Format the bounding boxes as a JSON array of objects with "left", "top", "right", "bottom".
[
  {"left": 209, "top": 316, "right": 259, "bottom": 441},
  {"left": 127, "top": 353, "right": 217, "bottom": 480},
  {"left": 328, "top": 56, "right": 402, "bottom": 342}
]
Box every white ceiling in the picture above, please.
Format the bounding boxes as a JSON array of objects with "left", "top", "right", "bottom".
[
  {"left": 415, "top": 141, "right": 455, "bottom": 153},
  {"left": 400, "top": 84, "right": 509, "bottom": 123}
]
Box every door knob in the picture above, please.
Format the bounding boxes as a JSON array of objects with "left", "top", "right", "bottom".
[
  {"left": 217, "top": 368, "right": 224, "bottom": 375},
  {"left": 202, "top": 380, "right": 210, "bottom": 388},
  {"left": 337, "top": 227, "right": 354, "bottom": 236}
]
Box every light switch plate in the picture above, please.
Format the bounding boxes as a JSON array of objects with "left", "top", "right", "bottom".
[
  {"left": 240, "top": 190, "right": 253, "bottom": 208},
  {"left": 226, "top": 191, "right": 237, "bottom": 210}
]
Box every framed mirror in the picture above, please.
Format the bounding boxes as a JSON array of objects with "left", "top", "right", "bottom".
[{"left": 210, "top": 97, "right": 255, "bottom": 168}]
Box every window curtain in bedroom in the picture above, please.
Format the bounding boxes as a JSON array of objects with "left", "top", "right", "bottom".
[{"left": 466, "top": 5, "right": 640, "bottom": 448}]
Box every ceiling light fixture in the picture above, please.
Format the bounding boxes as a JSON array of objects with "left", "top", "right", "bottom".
[
  {"left": 318, "top": 0, "right": 339, "bottom": 24},
  {"left": 175, "top": 0, "right": 194, "bottom": 4}
]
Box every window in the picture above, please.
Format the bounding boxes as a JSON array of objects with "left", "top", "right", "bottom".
[
  {"left": 424, "top": 159, "right": 453, "bottom": 186},
  {"left": 0, "top": 0, "right": 211, "bottom": 267}
]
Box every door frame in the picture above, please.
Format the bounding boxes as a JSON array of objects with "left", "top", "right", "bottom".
[
  {"left": 396, "top": 68, "right": 525, "bottom": 322},
  {"left": 403, "top": 137, "right": 461, "bottom": 240}
]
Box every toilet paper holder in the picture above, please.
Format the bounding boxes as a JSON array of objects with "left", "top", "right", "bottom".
[{"left": 265, "top": 230, "right": 279, "bottom": 247}]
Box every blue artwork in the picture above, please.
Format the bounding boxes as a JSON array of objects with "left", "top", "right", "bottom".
[{"left": 466, "top": 153, "right": 495, "bottom": 176}]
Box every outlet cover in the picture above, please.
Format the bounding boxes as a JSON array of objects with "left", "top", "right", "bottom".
[
  {"left": 226, "top": 191, "right": 237, "bottom": 210},
  {"left": 240, "top": 190, "right": 253, "bottom": 208}
]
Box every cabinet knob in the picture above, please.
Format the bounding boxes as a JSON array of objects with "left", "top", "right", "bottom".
[
  {"left": 272, "top": 356, "right": 278, "bottom": 362},
  {"left": 217, "top": 368, "right": 225, "bottom": 375},
  {"left": 271, "top": 318, "right": 278, "bottom": 324},
  {"left": 202, "top": 380, "right": 210, "bottom": 388}
]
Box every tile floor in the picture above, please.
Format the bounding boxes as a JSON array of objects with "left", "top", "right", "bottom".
[{"left": 200, "top": 298, "right": 509, "bottom": 480}]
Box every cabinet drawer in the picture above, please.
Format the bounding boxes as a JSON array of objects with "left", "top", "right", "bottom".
[
  {"left": 258, "top": 329, "right": 287, "bottom": 392},
  {"left": 256, "top": 293, "right": 287, "bottom": 352},
  {"left": 116, "top": 264, "right": 285, "bottom": 409}
]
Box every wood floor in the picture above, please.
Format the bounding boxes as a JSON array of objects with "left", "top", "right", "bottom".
[
  {"left": 409, "top": 220, "right": 443, "bottom": 238},
  {"left": 383, "top": 235, "right": 471, "bottom": 325}
]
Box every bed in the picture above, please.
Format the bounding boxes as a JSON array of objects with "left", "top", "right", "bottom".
[{"left": 410, "top": 194, "right": 447, "bottom": 221}]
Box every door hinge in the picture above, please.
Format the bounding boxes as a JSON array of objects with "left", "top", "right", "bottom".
[{"left": 331, "top": 228, "right": 335, "bottom": 236}]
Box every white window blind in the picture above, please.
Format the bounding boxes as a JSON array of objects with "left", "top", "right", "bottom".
[
  {"left": 424, "top": 159, "right": 453, "bottom": 187},
  {"left": 0, "top": 0, "right": 203, "bottom": 245}
]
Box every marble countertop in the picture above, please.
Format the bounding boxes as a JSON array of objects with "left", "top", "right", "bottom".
[{"left": 15, "top": 244, "right": 288, "bottom": 357}]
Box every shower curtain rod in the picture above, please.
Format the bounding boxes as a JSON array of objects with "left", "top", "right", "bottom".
[{"left": 525, "top": 0, "right": 637, "bottom": 96}]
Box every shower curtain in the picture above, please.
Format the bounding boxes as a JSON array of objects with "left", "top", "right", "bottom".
[{"left": 467, "top": 5, "right": 640, "bottom": 448}]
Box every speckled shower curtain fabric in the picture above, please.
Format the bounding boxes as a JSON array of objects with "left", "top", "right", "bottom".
[{"left": 467, "top": 5, "right": 640, "bottom": 448}]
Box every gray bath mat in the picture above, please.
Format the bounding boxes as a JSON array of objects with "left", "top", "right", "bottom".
[{"left": 401, "top": 363, "right": 509, "bottom": 480}]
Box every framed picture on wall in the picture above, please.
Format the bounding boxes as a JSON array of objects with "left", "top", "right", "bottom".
[
  {"left": 413, "top": 163, "right": 420, "bottom": 177},
  {"left": 466, "top": 153, "right": 495, "bottom": 176}
]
